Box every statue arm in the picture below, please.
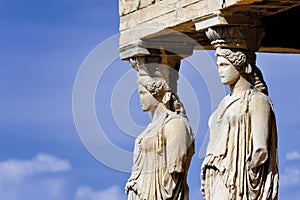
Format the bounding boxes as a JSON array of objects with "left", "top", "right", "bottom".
[
  {"left": 161, "top": 117, "right": 194, "bottom": 198},
  {"left": 248, "top": 94, "right": 271, "bottom": 169},
  {"left": 164, "top": 117, "right": 193, "bottom": 173}
]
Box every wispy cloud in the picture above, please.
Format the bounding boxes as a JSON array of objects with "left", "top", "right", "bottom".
[
  {"left": 286, "top": 151, "right": 300, "bottom": 161},
  {"left": 280, "top": 167, "right": 300, "bottom": 187},
  {"left": 0, "top": 153, "right": 71, "bottom": 181},
  {"left": 75, "top": 185, "right": 126, "bottom": 200},
  {"left": 0, "top": 154, "right": 72, "bottom": 200}
]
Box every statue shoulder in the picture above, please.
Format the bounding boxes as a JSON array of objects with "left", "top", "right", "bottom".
[
  {"left": 164, "top": 112, "right": 189, "bottom": 127},
  {"left": 163, "top": 113, "right": 193, "bottom": 136},
  {"left": 249, "top": 90, "right": 274, "bottom": 112}
]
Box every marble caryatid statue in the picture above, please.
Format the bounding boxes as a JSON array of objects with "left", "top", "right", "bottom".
[
  {"left": 125, "top": 61, "right": 195, "bottom": 200},
  {"left": 201, "top": 47, "right": 279, "bottom": 200}
]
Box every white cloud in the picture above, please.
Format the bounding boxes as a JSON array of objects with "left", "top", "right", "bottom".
[
  {"left": 75, "top": 185, "right": 126, "bottom": 200},
  {"left": 0, "top": 153, "right": 71, "bottom": 182},
  {"left": 0, "top": 154, "right": 126, "bottom": 200},
  {"left": 280, "top": 167, "right": 300, "bottom": 187},
  {"left": 286, "top": 151, "right": 300, "bottom": 161},
  {"left": 0, "top": 154, "right": 72, "bottom": 200}
]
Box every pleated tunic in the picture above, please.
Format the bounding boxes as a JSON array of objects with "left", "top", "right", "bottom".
[
  {"left": 127, "top": 110, "right": 194, "bottom": 200},
  {"left": 201, "top": 89, "right": 278, "bottom": 200}
]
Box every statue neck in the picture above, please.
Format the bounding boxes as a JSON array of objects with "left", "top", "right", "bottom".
[
  {"left": 151, "top": 103, "right": 167, "bottom": 121},
  {"left": 230, "top": 76, "right": 252, "bottom": 95}
]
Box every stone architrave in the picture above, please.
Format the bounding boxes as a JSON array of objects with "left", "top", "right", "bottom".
[
  {"left": 125, "top": 55, "right": 195, "bottom": 200},
  {"left": 119, "top": 0, "right": 156, "bottom": 16},
  {"left": 200, "top": 25, "right": 279, "bottom": 200}
]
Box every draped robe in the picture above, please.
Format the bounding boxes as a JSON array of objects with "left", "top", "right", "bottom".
[
  {"left": 126, "top": 111, "right": 194, "bottom": 200},
  {"left": 201, "top": 89, "right": 278, "bottom": 200}
]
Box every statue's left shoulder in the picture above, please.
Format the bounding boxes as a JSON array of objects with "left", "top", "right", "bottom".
[
  {"left": 249, "top": 91, "right": 274, "bottom": 113},
  {"left": 165, "top": 113, "right": 189, "bottom": 127},
  {"left": 164, "top": 113, "right": 193, "bottom": 137}
]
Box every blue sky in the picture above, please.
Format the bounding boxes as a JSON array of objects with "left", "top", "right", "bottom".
[{"left": 1, "top": 1, "right": 300, "bottom": 199}]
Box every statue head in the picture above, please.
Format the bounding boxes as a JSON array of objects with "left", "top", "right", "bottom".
[
  {"left": 137, "top": 75, "right": 168, "bottom": 112},
  {"left": 137, "top": 75, "right": 185, "bottom": 114},
  {"left": 215, "top": 47, "right": 268, "bottom": 95}
]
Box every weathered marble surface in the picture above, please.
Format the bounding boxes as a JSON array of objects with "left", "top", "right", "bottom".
[
  {"left": 201, "top": 47, "right": 279, "bottom": 200},
  {"left": 125, "top": 57, "right": 195, "bottom": 200},
  {"left": 118, "top": 0, "right": 300, "bottom": 58}
]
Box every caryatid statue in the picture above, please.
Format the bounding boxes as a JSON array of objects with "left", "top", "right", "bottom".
[
  {"left": 201, "top": 26, "right": 279, "bottom": 200},
  {"left": 125, "top": 56, "right": 195, "bottom": 200}
]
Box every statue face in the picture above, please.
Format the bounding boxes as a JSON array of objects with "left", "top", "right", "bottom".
[
  {"left": 217, "top": 56, "right": 240, "bottom": 85},
  {"left": 138, "top": 85, "right": 158, "bottom": 112}
]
